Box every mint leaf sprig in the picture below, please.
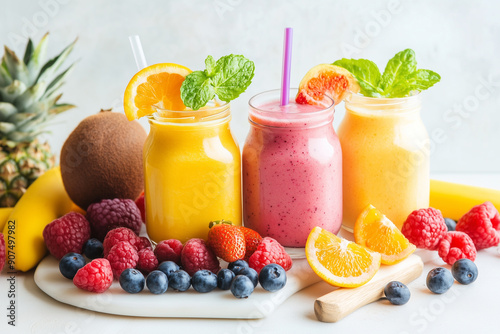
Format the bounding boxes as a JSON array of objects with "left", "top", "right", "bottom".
[
  {"left": 181, "top": 54, "right": 255, "bottom": 110},
  {"left": 333, "top": 49, "right": 440, "bottom": 98}
]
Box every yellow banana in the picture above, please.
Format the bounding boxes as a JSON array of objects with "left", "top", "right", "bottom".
[
  {"left": 0, "top": 208, "right": 13, "bottom": 231},
  {"left": 430, "top": 179, "right": 500, "bottom": 221},
  {"left": 2, "top": 167, "right": 75, "bottom": 272}
]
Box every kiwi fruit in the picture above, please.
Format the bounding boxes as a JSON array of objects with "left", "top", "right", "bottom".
[{"left": 60, "top": 110, "right": 147, "bottom": 210}]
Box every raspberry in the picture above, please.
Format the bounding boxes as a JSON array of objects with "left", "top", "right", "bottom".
[
  {"left": 401, "top": 208, "right": 447, "bottom": 250},
  {"left": 180, "top": 238, "right": 220, "bottom": 276},
  {"left": 0, "top": 233, "right": 5, "bottom": 272},
  {"left": 138, "top": 237, "right": 152, "bottom": 251},
  {"left": 107, "top": 241, "right": 139, "bottom": 279},
  {"left": 136, "top": 248, "right": 158, "bottom": 275},
  {"left": 43, "top": 212, "right": 91, "bottom": 260},
  {"left": 103, "top": 227, "right": 141, "bottom": 257},
  {"left": 135, "top": 192, "right": 145, "bottom": 223},
  {"left": 248, "top": 237, "right": 292, "bottom": 274},
  {"left": 73, "top": 258, "right": 113, "bottom": 293},
  {"left": 155, "top": 239, "right": 183, "bottom": 265},
  {"left": 456, "top": 202, "right": 500, "bottom": 250},
  {"left": 87, "top": 199, "right": 142, "bottom": 241},
  {"left": 437, "top": 231, "right": 477, "bottom": 265}
]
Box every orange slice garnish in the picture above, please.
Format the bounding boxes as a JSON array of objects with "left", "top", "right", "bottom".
[
  {"left": 124, "top": 63, "right": 191, "bottom": 120},
  {"left": 296, "top": 64, "right": 360, "bottom": 107},
  {"left": 305, "top": 226, "right": 381, "bottom": 288},
  {"left": 354, "top": 205, "right": 416, "bottom": 265}
]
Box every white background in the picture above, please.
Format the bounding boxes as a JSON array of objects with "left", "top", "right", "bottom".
[{"left": 0, "top": 0, "right": 499, "bottom": 173}]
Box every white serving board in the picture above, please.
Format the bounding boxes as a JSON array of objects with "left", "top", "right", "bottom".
[{"left": 34, "top": 255, "right": 321, "bottom": 319}]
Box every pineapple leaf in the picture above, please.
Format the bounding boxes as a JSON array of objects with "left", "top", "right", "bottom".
[
  {"left": 50, "top": 103, "right": 75, "bottom": 115},
  {"left": 0, "top": 122, "right": 16, "bottom": 135},
  {"left": 0, "top": 102, "right": 17, "bottom": 121},
  {"left": 7, "top": 113, "right": 37, "bottom": 124},
  {"left": 43, "top": 63, "right": 75, "bottom": 99},
  {"left": 27, "top": 33, "right": 49, "bottom": 85},
  {"left": 13, "top": 81, "right": 47, "bottom": 111},
  {"left": 35, "top": 38, "right": 76, "bottom": 85},
  {"left": 3, "top": 46, "right": 30, "bottom": 85},
  {"left": 0, "top": 80, "right": 27, "bottom": 104},
  {"left": 23, "top": 39, "right": 35, "bottom": 65},
  {"left": 0, "top": 62, "right": 12, "bottom": 87}
]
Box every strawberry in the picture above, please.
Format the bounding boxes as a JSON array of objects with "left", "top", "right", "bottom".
[
  {"left": 207, "top": 220, "right": 246, "bottom": 263},
  {"left": 237, "top": 226, "right": 262, "bottom": 260}
]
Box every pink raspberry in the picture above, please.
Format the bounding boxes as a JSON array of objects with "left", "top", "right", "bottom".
[
  {"left": 73, "top": 258, "right": 113, "bottom": 293},
  {"left": 87, "top": 199, "right": 142, "bottom": 241},
  {"left": 180, "top": 238, "right": 220, "bottom": 276},
  {"left": 103, "top": 227, "right": 141, "bottom": 257},
  {"left": 401, "top": 208, "right": 447, "bottom": 250},
  {"left": 437, "top": 231, "right": 477, "bottom": 265},
  {"left": 107, "top": 241, "right": 139, "bottom": 279},
  {"left": 135, "top": 192, "right": 145, "bottom": 223},
  {"left": 136, "top": 248, "right": 158, "bottom": 275},
  {"left": 137, "top": 237, "right": 152, "bottom": 251},
  {"left": 43, "top": 212, "right": 91, "bottom": 260},
  {"left": 0, "top": 233, "right": 5, "bottom": 272},
  {"left": 248, "top": 237, "right": 292, "bottom": 273},
  {"left": 456, "top": 201, "right": 500, "bottom": 250},
  {"left": 155, "top": 239, "right": 183, "bottom": 265}
]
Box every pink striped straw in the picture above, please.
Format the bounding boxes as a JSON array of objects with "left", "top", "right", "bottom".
[{"left": 280, "top": 27, "right": 293, "bottom": 107}]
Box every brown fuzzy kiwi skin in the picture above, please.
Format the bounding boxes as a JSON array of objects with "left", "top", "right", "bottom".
[{"left": 60, "top": 111, "right": 147, "bottom": 210}]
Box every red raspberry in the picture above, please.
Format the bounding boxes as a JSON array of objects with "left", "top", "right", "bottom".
[
  {"left": 43, "top": 212, "right": 91, "bottom": 260},
  {"left": 437, "top": 231, "right": 477, "bottom": 265},
  {"left": 136, "top": 248, "right": 158, "bottom": 275},
  {"left": 401, "top": 208, "right": 447, "bottom": 250},
  {"left": 137, "top": 237, "right": 152, "bottom": 251},
  {"left": 73, "top": 258, "right": 113, "bottom": 293},
  {"left": 0, "top": 233, "right": 5, "bottom": 272},
  {"left": 456, "top": 202, "right": 500, "bottom": 250},
  {"left": 155, "top": 239, "right": 183, "bottom": 265},
  {"left": 87, "top": 199, "right": 142, "bottom": 241},
  {"left": 248, "top": 237, "right": 292, "bottom": 274},
  {"left": 107, "top": 241, "right": 139, "bottom": 279},
  {"left": 180, "top": 238, "right": 220, "bottom": 276},
  {"left": 135, "top": 192, "right": 145, "bottom": 223},
  {"left": 103, "top": 227, "right": 141, "bottom": 257}
]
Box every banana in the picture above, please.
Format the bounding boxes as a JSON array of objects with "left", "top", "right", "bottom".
[
  {"left": 2, "top": 167, "right": 75, "bottom": 272},
  {"left": 0, "top": 208, "right": 13, "bottom": 231},
  {"left": 430, "top": 179, "right": 500, "bottom": 221}
]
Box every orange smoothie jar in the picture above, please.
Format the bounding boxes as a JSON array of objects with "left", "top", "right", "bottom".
[
  {"left": 338, "top": 93, "right": 429, "bottom": 231},
  {"left": 144, "top": 102, "right": 241, "bottom": 243}
]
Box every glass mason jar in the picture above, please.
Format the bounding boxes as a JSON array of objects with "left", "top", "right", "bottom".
[
  {"left": 338, "top": 93, "right": 430, "bottom": 231},
  {"left": 144, "top": 102, "right": 241, "bottom": 243},
  {"left": 242, "top": 89, "right": 343, "bottom": 248}
]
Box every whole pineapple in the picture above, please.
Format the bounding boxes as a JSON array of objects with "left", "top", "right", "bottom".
[{"left": 0, "top": 33, "right": 76, "bottom": 207}]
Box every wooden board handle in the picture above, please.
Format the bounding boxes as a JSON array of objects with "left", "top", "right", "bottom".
[{"left": 314, "top": 254, "right": 424, "bottom": 323}]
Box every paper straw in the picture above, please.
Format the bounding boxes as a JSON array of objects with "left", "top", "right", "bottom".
[
  {"left": 128, "top": 35, "right": 148, "bottom": 71},
  {"left": 280, "top": 27, "right": 293, "bottom": 106}
]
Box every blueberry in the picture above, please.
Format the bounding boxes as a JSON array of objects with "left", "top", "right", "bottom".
[
  {"left": 83, "top": 238, "right": 104, "bottom": 259},
  {"left": 444, "top": 218, "right": 456, "bottom": 232},
  {"left": 217, "top": 269, "right": 235, "bottom": 290},
  {"left": 240, "top": 267, "right": 259, "bottom": 288},
  {"left": 259, "top": 264, "right": 287, "bottom": 292},
  {"left": 169, "top": 270, "right": 191, "bottom": 292},
  {"left": 231, "top": 266, "right": 247, "bottom": 276},
  {"left": 192, "top": 270, "right": 218, "bottom": 293},
  {"left": 146, "top": 270, "right": 168, "bottom": 294},
  {"left": 157, "top": 261, "right": 180, "bottom": 280},
  {"left": 451, "top": 259, "right": 478, "bottom": 285},
  {"left": 59, "top": 253, "right": 86, "bottom": 279},
  {"left": 384, "top": 281, "right": 410, "bottom": 305},
  {"left": 119, "top": 268, "right": 145, "bottom": 293},
  {"left": 231, "top": 275, "right": 254, "bottom": 298},
  {"left": 426, "top": 267, "right": 454, "bottom": 294},
  {"left": 228, "top": 259, "right": 249, "bottom": 271}
]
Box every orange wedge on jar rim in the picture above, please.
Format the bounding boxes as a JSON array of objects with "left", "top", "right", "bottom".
[
  {"left": 295, "top": 64, "right": 360, "bottom": 107},
  {"left": 124, "top": 63, "right": 191, "bottom": 120},
  {"left": 354, "top": 205, "right": 416, "bottom": 265},
  {"left": 306, "top": 226, "right": 381, "bottom": 288}
]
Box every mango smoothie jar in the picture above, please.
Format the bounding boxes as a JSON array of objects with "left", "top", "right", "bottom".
[
  {"left": 144, "top": 102, "right": 241, "bottom": 243},
  {"left": 338, "top": 93, "right": 430, "bottom": 231},
  {"left": 243, "top": 89, "right": 342, "bottom": 247}
]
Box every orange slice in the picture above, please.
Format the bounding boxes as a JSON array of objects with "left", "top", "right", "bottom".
[
  {"left": 124, "top": 63, "right": 191, "bottom": 120},
  {"left": 296, "top": 64, "right": 360, "bottom": 107},
  {"left": 354, "top": 205, "right": 416, "bottom": 265},
  {"left": 305, "top": 226, "right": 381, "bottom": 288}
]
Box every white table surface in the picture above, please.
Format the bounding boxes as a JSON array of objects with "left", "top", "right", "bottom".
[{"left": 1, "top": 173, "right": 499, "bottom": 334}]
